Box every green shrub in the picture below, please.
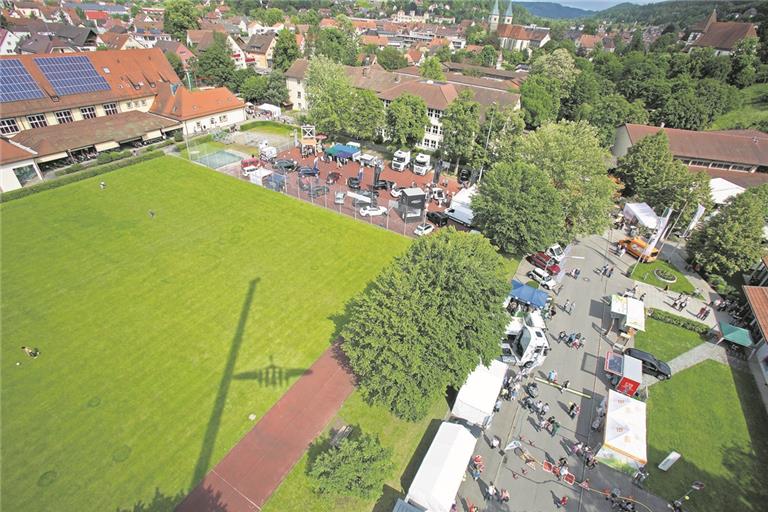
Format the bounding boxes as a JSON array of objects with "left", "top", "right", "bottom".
[
  {"left": 1, "top": 151, "right": 164, "bottom": 203},
  {"left": 709, "top": 275, "right": 737, "bottom": 299},
  {"left": 173, "top": 131, "right": 184, "bottom": 142},
  {"left": 60, "top": 163, "right": 83, "bottom": 175},
  {"left": 647, "top": 309, "right": 710, "bottom": 335}
]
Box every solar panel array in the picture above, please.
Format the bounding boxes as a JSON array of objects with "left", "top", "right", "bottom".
[
  {"left": 34, "top": 55, "right": 110, "bottom": 97},
  {"left": 0, "top": 59, "right": 45, "bottom": 103}
]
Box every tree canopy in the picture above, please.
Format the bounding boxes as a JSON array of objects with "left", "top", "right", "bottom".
[
  {"left": 473, "top": 161, "right": 566, "bottom": 254},
  {"left": 517, "top": 121, "right": 616, "bottom": 238},
  {"left": 688, "top": 184, "right": 768, "bottom": 276},
  {"left": 440, "top": 90, "right": 480, "bottom": 171},
  {"left": 341, "top": 229, "right": 510, "bottom": 420},
  {"left": 420, "top": 56, "right": 445, "bottom": 81},
  {"left": 349, "top": 89, "right": 386, "bottom": 141},
  {"left": 308, "top": 430, "right": 393, "bottom": 499},
  {"left": 386, "top": 93, "right": 428, "bottom": 148},
  {"left": 163, "top": 0, "right": 199, "bottom": 41},
  {"left": 376, "top": 47, "right": 407, "bottom": 71},
  {"left": 273, "top": 29, "right": 301, "bottom": 72},
  {"left": 520, "top": 75, "right": 561, "bottom": 128},
  {"left": 306, "top": 56, "right": 353, "bottom": 134},
  {"left": 240, "top": 72, "right": 288, "bottom": 106},
  {"left": 314, "top": 27, "right": 358, "bottom": 65},
  {"left": 193, "top": 33, "right": 236, "bottom": 88}
]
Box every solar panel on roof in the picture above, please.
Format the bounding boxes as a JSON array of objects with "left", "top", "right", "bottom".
[
  {"left": 34, "top": 55, "right": 111, "bottom": 97},
  {"left": 0, "top": 59, "right": 45, "bottom": 103}
]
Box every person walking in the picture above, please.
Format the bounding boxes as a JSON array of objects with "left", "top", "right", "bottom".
[
  {"left": 697, "top": 306, "right": 707, "bottom": 319},
  {"left": 679, "top": 299, "right": 688, "bottom": 311},
  {"left": 551, "top": 420, "right": 561, "bottom": 436},
  {"left": 563, "top": 299, "right": 571, "bottom": 312},
  {"left": 560, "top": 380, "right": 570, "bottom": 394},
  {"left": 541, "top": 402, "right": 550, "bottom": 417},
  {"left": 639, "top": 292, "right": 646, "bottom": 301},
  {"left": 607, "top": 266, "right": 614, "bottom": 278},
  {"left": 568, "top": 300, "right": 575, "bottom": 314},
  {"left": 534, "top": 399, "right": 544, "bottom": 415},
  {"left": 572, "top": 441, "right": 584, "bottom": 455},
  {"left": 702, "top": 308, "right": 711, "bottom": 320},
  {"left": 548, "top": 369, "right": 558, "bottom": 383},
  {"left": 485, "top": 482, "right": 497, "bottom": 501}
]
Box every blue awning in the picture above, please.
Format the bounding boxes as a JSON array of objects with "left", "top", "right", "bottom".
[{"left": 508, "top": 280, "right": 550, "bottom": 309}]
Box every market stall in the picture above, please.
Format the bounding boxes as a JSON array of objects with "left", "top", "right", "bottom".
[
  {"left": 610, "top": 294, "right": 645, "bottom": 338},
  {"left": 405, "top": 422, "right": 477, "bottom": 512},
  {"left": 604, "top": 351, "right": 643, "bottom": 397},
  {"left": 622, "top": 202, "right": 659, "bottom": 229},
  {"left": 451, "top": 360, "right": 508, "bottom": 427},
  {"left": 508, "top": 280, "right": 550, "bottom": 311},
  {"left": 714, "top": 321, "right": 756, "bottom": 358},
  {"left": 596, "top": 390, "right": 647, "bottom": 474}
]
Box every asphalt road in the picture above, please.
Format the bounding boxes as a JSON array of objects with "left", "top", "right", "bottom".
[{"left": 456, "top": 232, "right": 671, "bottom": 512}]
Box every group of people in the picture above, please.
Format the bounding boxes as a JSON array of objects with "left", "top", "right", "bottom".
[
  {"left": 598, "top": 264, "right": 616, "bottom": 278},
  {"left": 484, "top": 481, "right": 510, "bottom": 502},
  {"left": 695, "top": 306, "right": 712, "bottom": 320},
  {"left": 671, "top": 294, "right": 689, "bottom": 312}
]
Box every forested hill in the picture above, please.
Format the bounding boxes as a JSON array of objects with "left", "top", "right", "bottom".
[
  {"left": 513, "top": 2, "right": 593, "bottom": 19},
  {"left": 597, "top": 1, "right": 763, "bottom": 27}
]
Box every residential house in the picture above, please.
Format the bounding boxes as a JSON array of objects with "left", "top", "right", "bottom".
[
  {"left": 155, "top": 40, "right": 195, "bottom": 70},
  {"left": 7, "top": 21, "right": 100, "bottom": 51},
  {"left": 0, "top": 28, "right": 21, "bottom": 54},
  {"left": 406, "top": 47, "right": 423, "bottom": 66},
  {"left": 686, "top": 9, "right": 757, "bottom": 56},
  {"left": 613, "top": 124, "right": 768, "bottom": 188},
  {"left": 361, "top": 34, "right": 390, "bottom": 50},
  {"left": 187, "top": 29, "right": 245, "bottom": 69},
  {"left": 99, "top": 32, "right": 147, "bottom": 50},
  {"left": 742, "top": 285, "right": 768, "bottom": 385},
  {"left": 247, "top": 20, "right": 284, "bottom": 36},
  {"left": 239, "top": 32, "right": 276, "bottom": 70},
  {"left": 133, "top": 19, "right": 173, "bottom": 47},
  {"left": 0, "top": 48, "right": 245, "bottom": 191}
]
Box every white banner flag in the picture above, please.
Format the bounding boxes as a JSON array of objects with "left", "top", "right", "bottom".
[
  {"left": 643, "top": 207, "right": 672, "bottom": 259},
  {"left": 682, "top": 204, "right": 706, "bottom": 238}
]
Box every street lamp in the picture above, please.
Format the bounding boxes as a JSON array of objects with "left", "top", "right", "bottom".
[{"left": 668, "top": 481, "right": 705, "bottom": 511}]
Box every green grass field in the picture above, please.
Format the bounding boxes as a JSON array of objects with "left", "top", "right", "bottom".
[
  {"left": 646, "top": 361, "right": 768, "bottom": 512},
  {"left": 242, "top": 120, "right": 297, "bottom": 137},
  {"left": 629, "top": 259, "right": 695, "bottom": 295},
  {"left": 634, "top": 317, "right": 704, "bottom": 362},
  {"left": 709, "top": 83, "right": 768, "bottom": 131},
  {"left": 0, "top": 156, "right": 409, "bottom": 511}
]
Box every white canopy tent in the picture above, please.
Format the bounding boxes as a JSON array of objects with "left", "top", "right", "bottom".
[
  {"left": 406, "top": 422, "right": 477, "bottom": 512},
  {"left": 610, "top": 294, "right": 646, "bottom": 332},
  {"left": 622, "top": 202, "right": 659, "bottom": 229},
  {"left": 451, "top": 360, "right": 508, "bottom": 426},
  {"left": 596, "top": 390, "right": 647, "bottom": 473},
  {"left": 257, "top": 103, "right": 281, "bottom": 117},
  {"left": 709, "top": 177, "right": 745, "bottom": 205}
]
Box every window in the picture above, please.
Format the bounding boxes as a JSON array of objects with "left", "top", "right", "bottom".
[
  {"left": 210, "top": 117, "right": 215, "bottom": 124},
  {"left": 103, "top": 103, "right": 118, "bottom": 115},
  {"left": 297, "top": 91, "right": 302, "bottom": 99},
  {"left": 0, "top": 118, "right": 19, "bottom": 135},
  {"left": 219, "top": 114, "right": 228, "bottom": 122},
  {"left": 27, "top": 114, "right": 47, "bottom": 129},
  {"left": 141, "top": 99, "right": 147, "bottom": 106},
  {"left": 54, "top": 110, "right": 73, "bottom": 124},
  {"left": 127, "top": 101, "right": 133, "bottom": 108},
  {"left": 80, "top": 106, "right": 96, "bottom": 119},
  {"left": 13, "top": 164, "right": 37, "bottom": 186}
]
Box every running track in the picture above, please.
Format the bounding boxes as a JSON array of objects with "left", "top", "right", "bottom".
[{"left": 176, "top": 345, "right": 355, "bottom": 511}]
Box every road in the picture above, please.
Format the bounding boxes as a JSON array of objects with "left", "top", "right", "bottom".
[{"left": 456, "top": 232, "right": 670, "bottom": 512}]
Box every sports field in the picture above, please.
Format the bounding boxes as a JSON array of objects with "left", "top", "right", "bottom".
[{"left": 0, "top": 157, "right": 409, "bottom": 511}]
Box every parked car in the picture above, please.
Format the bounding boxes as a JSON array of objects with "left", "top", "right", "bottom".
[
  {"left": 618, "top": 238, "right": 660, "bottom": 262},
  {"left": 360, "top": 205, "right": 387, "bottom": 217},
  {"left": 431, "top": 187, "right": 446, "bottom": 204},
  {"left": 347, "top": 176, "right": 361, "bottom": 190},
  {"left": 624, "top": 348, "right": 672, "bottom": 380},
  {"left": 274, "top": 159, "right": 297, "bottom": 172},
  {"left": 426, "top": 211, "right": 449, "bottom": 227},
  {"left": 414, "top": 223, "right": 435, "bottom": 236},
  {"left": 308, "top": 185, "right": 329, "bottom": 198},
  {"left": 326, "top": 171, "right": 342, "bottom": 184},
  {"left": 373, "top": 179, "right": 395, "bottom": 190},
  {"left": 546, "top": 243, "right": 565, "bottom": 263},
  {"left": 299, "top": 166, "right": 319, "bottom": 177},
  {"left": 528, "top": 252, "right": 562, "bottom": 275},
  {"left": 334, "top": 191, "right": 346, "bottom": 204},
  {"left": 527, "top": 267, "right": 557, "bottom": 290},
  {"left": 390, "top": 186, "right": 403, "bottom": 198}
]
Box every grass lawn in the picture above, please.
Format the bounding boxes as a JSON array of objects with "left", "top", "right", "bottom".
[
  {"left": 709, "top": 83, "right": 768, "bottom": 131},
  {"left": 0, "top": 156, "right": 410, "bottom": 512},
  {"left": 634, "top": 317, "right": 704, "bottom": 361},
  {"left": 645, "top": 360, "right": 768, "bottom": 512},
  {"left": 179, "top": 140, "right": 226, "bottom": 159},
  {"left": 630, "top": 259, "right": 695, "bottom": 295},
  {"left": 262, "top": 395, "right": 447, "bottom": 512},
  {"left": 242, "top": 120, "right": 297, "bottom": 137},
  {"left": 502, "top": 254, "right": 520, "bottom": 281}
]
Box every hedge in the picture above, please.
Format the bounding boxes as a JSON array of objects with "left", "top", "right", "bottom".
[
  {"left": 239, "top": 120, "right": 298, "bottom": 131},
  {"left": 96, "top": 150, "right": 130, "bottom": 165},
  {"left": 1, "top": 151, "right": 164, "bottom": 203},
  {"left": 647, "top": 309, "right": 711, "bottom": 335}
]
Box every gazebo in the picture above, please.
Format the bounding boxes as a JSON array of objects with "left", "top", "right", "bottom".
[{"left": 715, "top": 321, "right": 755, "bottom": 357}]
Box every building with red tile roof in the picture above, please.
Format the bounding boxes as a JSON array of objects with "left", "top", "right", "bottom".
[{"left": 687, "top": 10, "right": 758, "bottom": 56}]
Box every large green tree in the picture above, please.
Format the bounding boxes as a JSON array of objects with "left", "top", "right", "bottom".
[
  {"left": 517, "top": 121, "right": 616, "bottom": 238},
  {"left": 479, "top": 45, "right": 497, "bottom": 67},
  {"left": 530, "top": 48, "right": 579, "bottom": 91},
  {"left": 476, "top": 103, "right": 525, "bottom": 165},
  {"left": 729, "top": 36, "right": 759, "bottom": 88},
  {"left": 308, "top": 430, "right": 393, "bottom": 499},
  {"left": 688, "top": 185, "right": 768, "bottom": 276},
  {"left": 520, "top": 75, "right": 561, "bottom": 128},
  {"left": 314, "top": 27, "right": 357, "bottom": 65},
  {"left": 165, "top": 51, "right": 185, "bottom": 79},
  {"left": 163, "top": 0, "right": 199, "bottom": 41},
  {"left": 306, "top": 56, "right": 353, "bottom": 134},
  {"left": 341, "top": 229, "right": 509, "bottom": 420},
  {"left": 273, "top": 28, "right": 300, "bottom": 72},
  {"left": 440, "top": 90, "right": 480, "bottom": 171},
  {"left": 349, "top": 89, "right": 386, "bottom": 141},
  {"left": 376, "top": 47, "right": 407, "bottom": 70},
  {"left": 577, "top": 94, "right": 649, "bottom": 147},
  {"left": 193, "top": 33, "right": 236, "bottom": 88},
  {"left": 386, "top": 93, "right": 428, "bottom": 148},
  {"left": 473, "top": 161, "right": 565, "bottom": 254},
  {"left": 419, "top": 56, "right": 445, "bottom": 81}
]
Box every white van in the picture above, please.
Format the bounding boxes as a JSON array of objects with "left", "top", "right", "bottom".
[{"left": 501, "top": 324, "right": 550, "bottom": 369}]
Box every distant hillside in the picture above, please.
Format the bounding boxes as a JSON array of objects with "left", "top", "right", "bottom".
[
  {"left": 513, "top": 2, "right": 594, "bottom": 19},
  {"left": 596, "top": 1, "right": 762, "bottom": 27}
]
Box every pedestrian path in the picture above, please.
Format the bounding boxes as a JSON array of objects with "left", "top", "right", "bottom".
[{"left": 177, "top": 345, "right": 355, "bottom": 512}]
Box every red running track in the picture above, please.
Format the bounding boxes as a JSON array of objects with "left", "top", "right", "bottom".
[{"left": 177, "top": 345, "right": 355, "bottom": 511}]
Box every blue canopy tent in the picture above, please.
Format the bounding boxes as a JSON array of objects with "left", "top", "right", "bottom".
[
  {"left": 325, "top": 144, "right": 358, "bottom": 159},
  {"left": 508, "top": 280, "right": 550, "bottom": 309}
]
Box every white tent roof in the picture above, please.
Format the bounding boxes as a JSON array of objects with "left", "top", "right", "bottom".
[
  {"left": 709, "top": 178, "right": 745, "bottom": 205},
  {"left": 602, "top": 390, "right": 647, "bottom": 464},
  {"left": 610, "top": 294, "right": 646, "bottom": 331},
  {"left": 452, "top": 186, "right": 477, "bottom": 208},
  {"left": 406, "top": 422, "right": 477, "bottom": 512},
  {"left": 623, "top": 202, "right": 658, "bottom": 229},
  {"left": 257, "top": 103, "right": 281, "bottom": 116},
  {"left": 451, "top": 360, "right": 508, "bottom": 425}
]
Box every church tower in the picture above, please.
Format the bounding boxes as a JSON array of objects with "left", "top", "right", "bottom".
[
  {"left": 502, "top": 0, "right": 513, "bottom": 25},
  {"left": 489, "top": 0, "right": 500, "bottom": 32}
]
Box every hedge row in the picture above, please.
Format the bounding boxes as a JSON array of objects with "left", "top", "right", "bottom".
[
  {"left": 1, "top": 151, "right": 164, "bottom": 203},
  {"left": 239, "top": 120, "right": 298, "bottom": 131},
  {"left": 648, "top": 309, "right": 710, "bottom": 335}
]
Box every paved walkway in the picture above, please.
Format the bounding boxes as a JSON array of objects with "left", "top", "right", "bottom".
[{"left": 176, "top": 345, "right": 355, "bottom": 512}]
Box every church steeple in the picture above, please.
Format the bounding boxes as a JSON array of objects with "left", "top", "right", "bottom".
[
  {"left": 502, "top": 1, "right": 513, "bottom": 25},
  {"left": 489, "top": 0, "right": 500, "bottom": 32}
]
